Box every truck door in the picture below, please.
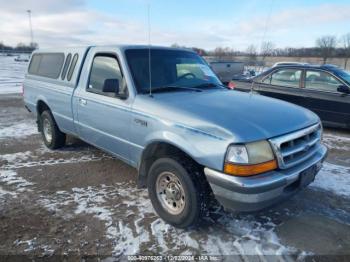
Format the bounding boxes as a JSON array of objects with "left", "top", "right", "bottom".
[{"left": 73, "top": 50, "right": 133, "bottom": 163}]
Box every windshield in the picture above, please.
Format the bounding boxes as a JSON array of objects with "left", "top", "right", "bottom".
[
  {"left": 334, "top": 68, "right": 350, "bottom": 84},
  {"left": 125, "top": 49, "right": 222, "bottom": 93}
]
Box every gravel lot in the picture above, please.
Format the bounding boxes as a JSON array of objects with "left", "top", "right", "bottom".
[{"left": 0, "top": 94, "right": 349, "bottom": 260}]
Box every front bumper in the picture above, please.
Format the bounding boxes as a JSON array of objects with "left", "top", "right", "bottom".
[{"left": 204, "top": 144, "right": 327, "bottom": 212}]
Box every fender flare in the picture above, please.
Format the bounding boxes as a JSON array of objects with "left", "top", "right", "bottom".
[{"left": 137, "top": 131, "right": 203, "bottom": 187}]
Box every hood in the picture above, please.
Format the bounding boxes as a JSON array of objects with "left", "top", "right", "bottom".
[{"left": 134, "top": 89, "right": 319, "bottom": 142}]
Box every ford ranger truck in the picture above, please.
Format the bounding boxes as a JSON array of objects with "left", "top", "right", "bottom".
[{"left": 23, "top": 46, "right": 327, "bottom": 228}]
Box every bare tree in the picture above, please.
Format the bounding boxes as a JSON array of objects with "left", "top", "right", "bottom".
[
  {"left": 260, "top": 41, "right": 275, "bottom": 61},
  {"left": 213, "top": 47, "right": 225, "bottom": 60},
  {"left": 246, "top": 44, "right": 257, "bottom": 55},
  {"left": 341, "top": 33, "right": 350, "bottom": 69},
  {"left": 246, "top": 44, "right": 257, "bottom": 65},
  {"left": 223, "top": 47, "right": 234, "bottom": 57},
  {"left": 316, "top": 35, "right": 337, "bottom": 64},
  {"left": 213, "top": 47, "right": 235, "bottom": 60}
]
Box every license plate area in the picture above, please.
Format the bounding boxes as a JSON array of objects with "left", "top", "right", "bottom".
[{"left": 300, "top": 165, "right": 317, "bottom": 188}]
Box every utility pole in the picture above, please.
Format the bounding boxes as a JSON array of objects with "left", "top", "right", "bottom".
[{"left": 27, "top": 10, "right": 34, "bottom": 47}]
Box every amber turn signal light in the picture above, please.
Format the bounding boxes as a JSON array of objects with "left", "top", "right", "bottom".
[{"left": 224, "top": 159, "right": 278, "bottom": 176}]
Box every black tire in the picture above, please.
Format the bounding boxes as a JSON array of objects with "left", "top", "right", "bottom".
[
  {"left": 39, "top": 110, "right": 66, "bottom": 149},
  {"left": 147, "top": 157, "right": 210, "bottom": 228}
]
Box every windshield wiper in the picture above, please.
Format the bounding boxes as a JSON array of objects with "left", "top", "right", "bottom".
[
  {"left": 191, "top": 83, "right": 227, "bottom": 89},
  {"left": 149, "top": 86, "right": 202, "bottom": 93}
]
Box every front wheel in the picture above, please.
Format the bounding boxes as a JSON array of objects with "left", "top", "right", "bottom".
[
  {"left": 40, "top": 110, "right": 66, "bottom": 149},
  {"left": 147, "top": 157, "right": 208, "bottom": 228}
]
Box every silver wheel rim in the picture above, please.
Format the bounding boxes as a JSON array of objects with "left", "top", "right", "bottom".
[
  {"left": 156, "top": 171, "right": 186, "bottom": 215},
  {"left": 43, "top": 118, "right": 52, "bottom": 143}
]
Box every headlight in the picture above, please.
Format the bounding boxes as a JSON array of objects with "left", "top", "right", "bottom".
[
  {"left": 226, "top": 145, "right": 249, "bottom": 164},
  {"left": 224, "top": 140, "right": 277, "bottom": 176}
]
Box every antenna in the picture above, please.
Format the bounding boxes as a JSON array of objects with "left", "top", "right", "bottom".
[
  {"left": 250, "top": 80, "right": 255, "bottom": 93},
  {"left": 259, "top": 0, "right": 274, "bottom": 73},
  {"left": 147, "top": 4, "right": 152, "bottom": 97},
  {"left": 260, "top": 0, "right": 274, "bottom": 47}
]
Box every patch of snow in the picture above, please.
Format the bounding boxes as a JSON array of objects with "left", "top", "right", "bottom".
[
  {"left": 14, "top": 238, "right": 37, "bottom": 252},
  {"left": 311, "top": 162, "right": 350, "bottom": 198},
  {"left": 134, "top": 217, "right": 151, "bottom": 243},
  {"left": 113, "top": 221, "right": 140, "bottom": 256},
  {"left": 0, "top": 185, "right": 17, "bottom": 198},
  {"left": 323, "top": 133, "right": 350, "bottom": 151},
  {"left": 37, "top": 197, "right": 70, "bottom": 214},
  {"left": 0, "top": 122, "right": 38, "bottom": 139},
  {"left": 201, "top": 215, "right": 294, "bottom": 256},
  {"left": 74, "top": 191, "right": 113, "bottom": 222},
  {"left": 40, "top": 245, "right": 55, "bottom": 256},
  {"left": 36, "top": 183, "right": 295, "bottom": 256},
  {"left": 2, "top": 154, "right": 113, "bottom": 169},
  {"left": 37, "top": 191, "right": 74, "bottom": 219},
  {"left": 0, "top": 151, "right": 32, "bottom": 163},
  {"left": 70, "top": 186, "right": 152, "bottom": 255},
  {"left": 0, "top": 169, "right": 34, "bottom": 190},
  {"left": 150, "top": 219, "right": 171, "bottom": 253},
  {"left": 13, "top": 237, "right": 55, "bottom": 255},
  {"left": 324, "top": 133, "right": 350, "bottom": 142}
]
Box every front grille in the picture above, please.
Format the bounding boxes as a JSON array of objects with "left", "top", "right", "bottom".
[{"left": 269, "top": 124, "right": 322, "bottom": 169}]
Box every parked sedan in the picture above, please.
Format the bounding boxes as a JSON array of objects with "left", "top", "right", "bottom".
[{"left": 231, "top": 64, "right": 350, "bottom": 129}]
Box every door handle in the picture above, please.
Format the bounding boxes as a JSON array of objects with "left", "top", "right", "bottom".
[{"left": 79, "top": 98, "right": 87, "bottom": 106}]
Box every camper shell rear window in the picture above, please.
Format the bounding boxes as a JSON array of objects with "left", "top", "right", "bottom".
[{"left": 28, "top": 53, "right": 65, "bottom": 79}]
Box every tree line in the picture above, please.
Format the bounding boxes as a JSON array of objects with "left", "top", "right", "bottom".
[
  {"left": 0, "top": 42, "right": 38, "bottom": 52},
  {"left": 3, "top": 33, "right": 350, "bottom": 68},
  {"left": 173, "top": 33, "right": 350, "bottom": 68}
]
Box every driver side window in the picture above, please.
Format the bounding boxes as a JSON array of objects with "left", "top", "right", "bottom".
[
  {"left": 88, "top": 55, "right": 124, "bottom": 96},
  {"left": 305, "top": 70, "right": 342, "bottom": 93}
]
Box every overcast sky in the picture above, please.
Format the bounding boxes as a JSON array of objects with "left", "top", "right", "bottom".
[{"left": 1, "top": 0, "right": 350, "bottom": 51}]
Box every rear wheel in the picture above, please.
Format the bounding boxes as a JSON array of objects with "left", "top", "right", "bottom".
[
  {"left": 147, "top": 157, "right": 209, "bottom": 228},
  {"left": 40, "top": 110, "right": 66, "bottom": 149}
]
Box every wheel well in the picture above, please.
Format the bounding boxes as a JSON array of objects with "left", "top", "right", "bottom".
[
  {"left": 36, "top": 101, "right": 50, "bottom": 131},
  {"left": 37, "top": 100, "right": 50, "bottom": 115},
  {"left": 138, "top": 142, "right": 200, "bottom": 188}
]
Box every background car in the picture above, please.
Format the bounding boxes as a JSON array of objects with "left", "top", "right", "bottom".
[
  {"left": 231, "top": 64, "right": 350, "bottom": 129},
  {"left": 209, "top": 61, "right": 244, "bottom": 84}
]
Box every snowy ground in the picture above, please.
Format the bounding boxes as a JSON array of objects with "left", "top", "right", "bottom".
[
  {"left": 0, "top": 56, "right": 28, "bottom": 94},
  {"left": 0, "top": 95, "right": 349, "bottom": 260}
]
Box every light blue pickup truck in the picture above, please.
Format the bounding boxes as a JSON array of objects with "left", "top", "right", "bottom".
[{"left": 23, "top": 46, "right": 327, "bottom": 228}]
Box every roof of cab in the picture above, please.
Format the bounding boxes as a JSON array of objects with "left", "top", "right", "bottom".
[
  {"left": 32, "top": 46, "right": 92, "bottom": 54},
  {"left": 33, "top": 45, "right": 195, "bottom": 54}
]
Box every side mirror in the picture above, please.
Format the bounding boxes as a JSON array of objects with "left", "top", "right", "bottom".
[
  {"left": 102, "top": 79, "right": 119, "bottom": 94},
  {"left": 337, "top": 85, "right": 350, "bottom": 94}
]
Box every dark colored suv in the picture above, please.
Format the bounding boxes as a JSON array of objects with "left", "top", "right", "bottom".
[{"left": 232, "top": 64, "right": 350, "bottom": 129}]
